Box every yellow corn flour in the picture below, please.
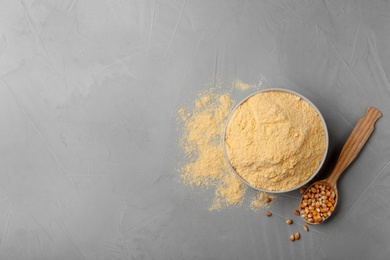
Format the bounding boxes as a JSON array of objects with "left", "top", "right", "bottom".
[
  {"left": 225, "top": 90, "right": 327, "bottom": 191},
  {"left": 177, "top": 83, "right": 273, "bottom": 211}
]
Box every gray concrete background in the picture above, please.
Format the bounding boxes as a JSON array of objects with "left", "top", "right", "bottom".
[{"left": 1, "top": 0, "right": 390, "bottom": 259}]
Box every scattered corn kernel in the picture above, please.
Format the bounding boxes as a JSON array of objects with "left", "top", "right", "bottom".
[
  {"left": 303, "top": 225, "right": 309, "bottom": 232},
  {"left": 290, "top": 235, "right": 295, "bottom": 241},
  {"left": 265, "top": 197, "right": 272, "bottom": 203},
  {"left": 294, "top": 233, "right": 300, "bottom": 240},
  {"left": 265, "top": 211, "right": 272, "bottom": 217},
  {"left": 286, "top": 219, "right": 293, "bottom": 225},
  {"left": 294, "top": 210, "right": 300, "bottom": 216}
]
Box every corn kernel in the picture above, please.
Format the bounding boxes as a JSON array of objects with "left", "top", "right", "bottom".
[{"left": 301, "top": 183, "right": 336, "bottom": 223}]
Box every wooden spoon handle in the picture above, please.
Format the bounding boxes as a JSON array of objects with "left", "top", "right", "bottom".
[{"left": 327, "top": 107, "right": 382, "bottom": 186}]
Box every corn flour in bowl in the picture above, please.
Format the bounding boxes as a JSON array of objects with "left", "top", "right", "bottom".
[{"left": 223, "top": 88, "right": 328, "bottom": 193}]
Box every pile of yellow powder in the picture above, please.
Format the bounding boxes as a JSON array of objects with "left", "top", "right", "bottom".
[
  {"left": 177, "top": 82, "right": 273, "bottom": 211},
  {"left": 225, "top": 90, "right": 327, "bottom": 191}
]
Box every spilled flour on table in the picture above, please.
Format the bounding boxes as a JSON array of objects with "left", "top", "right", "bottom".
[
  {"left": 177, "top": 80, "right": 275, "bottom": 211},
  {"left": 250, "top": 192, "right": 275, "bottom": 211}
]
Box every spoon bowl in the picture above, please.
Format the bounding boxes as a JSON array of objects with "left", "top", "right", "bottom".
[
  {"left": 300, "top": 107, "right": 382, "bottom": 225},
  {"left": 300, "top": 181, "right": 338, "bottom": 225}
]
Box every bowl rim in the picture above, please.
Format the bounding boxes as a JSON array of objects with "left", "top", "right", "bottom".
[{"left": 223, "top": 88, "right": 329, "bottom": 193}]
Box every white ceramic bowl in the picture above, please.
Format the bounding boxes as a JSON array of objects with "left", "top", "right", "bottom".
[{"left": 223, "top": 88, "right": 329, "bottom": 193}]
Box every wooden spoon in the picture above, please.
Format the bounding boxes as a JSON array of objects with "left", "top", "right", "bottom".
[{"left": 300, "top": 107, "right": 382, "bottom": 225}]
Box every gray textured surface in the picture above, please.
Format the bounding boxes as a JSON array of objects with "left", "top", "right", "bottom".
[{"left": 1, "top": 0, "right": 389, "bottom": 259}]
